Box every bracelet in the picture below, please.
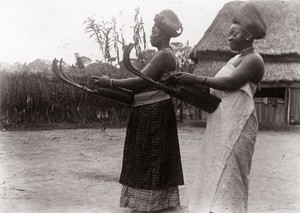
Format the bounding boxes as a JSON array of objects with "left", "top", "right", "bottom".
[
  {"left": 203, "top": 76, "right": 208, "bottom": 85},
  {"left": 109, "top": 79, "right": 114, "bottom": 88}
]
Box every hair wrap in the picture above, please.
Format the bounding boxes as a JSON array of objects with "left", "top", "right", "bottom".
[
  {"left": 154, "top": 9, "right": 183, "bottom": 38},
  {"left": 233, "top": 2, "right": 267, "bottom": 39}
]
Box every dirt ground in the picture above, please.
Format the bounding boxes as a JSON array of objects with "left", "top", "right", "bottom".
[{"left": 0, "top": 125, "right": 299, "bottom": 213}]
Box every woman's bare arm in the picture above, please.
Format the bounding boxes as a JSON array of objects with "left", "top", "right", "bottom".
[
  {"left": 96, "top": 51, "right": 175, "bottom": 90},
  {"left": 174, "top": 53, "right": 264, "bottom": 91}
]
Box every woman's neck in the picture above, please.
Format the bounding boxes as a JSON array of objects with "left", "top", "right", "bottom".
[
  {"left": 157, "top": 41, "right": 170, "bottom": 50},
  {"left": 238, "top": 46, "right": 254, "bottom": 55}
]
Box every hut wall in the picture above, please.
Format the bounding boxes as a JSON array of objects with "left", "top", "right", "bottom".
[
  {"left": 254, "top": 99, "right": 287, "bottom": 127},
  {"left": 191, "top": 83, "right": 295, "bottom": 127},
  {"left": 193, "top": 100, "right": 288, "bottom": 127}
]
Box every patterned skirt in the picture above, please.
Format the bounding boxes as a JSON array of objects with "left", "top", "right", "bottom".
[
  {"left": 120, "top": 185, "right": 180, "bottom": 212},
  {"left": 119, "top": 99, "right": 184, "bottom": 189}
]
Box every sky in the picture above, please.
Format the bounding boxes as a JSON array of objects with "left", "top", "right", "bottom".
[{"left": 0, "top": 0, "right": 233, "bottom": 65}]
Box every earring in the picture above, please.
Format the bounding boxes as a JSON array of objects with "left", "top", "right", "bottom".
[{"left": 246, "top": 38, "right": 249, "bottom": 41}]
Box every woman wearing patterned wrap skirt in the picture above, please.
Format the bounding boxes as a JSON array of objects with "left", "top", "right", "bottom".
[{"left": 93, "top": 9, "right": 184, "bottom": 212}]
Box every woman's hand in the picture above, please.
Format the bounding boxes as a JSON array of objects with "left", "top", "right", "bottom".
[
  {"left": 92, "top": 76, "right": 111, "bottom": 88},
  {"left": 166, "top": 72, "right": 199, "bottom": 85}
]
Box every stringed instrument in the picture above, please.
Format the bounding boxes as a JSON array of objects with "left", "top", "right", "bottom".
[{"left": 52, "top": 43, "right": 221, "bottom": 112}]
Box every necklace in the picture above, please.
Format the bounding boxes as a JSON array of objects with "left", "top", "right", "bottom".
[{"left": 238, "top": 46, "right": 254, "bottom": 55}]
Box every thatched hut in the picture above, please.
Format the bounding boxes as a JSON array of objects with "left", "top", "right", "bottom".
[{"left": 190, "top": 0, "right": 300, "bottom": 127}]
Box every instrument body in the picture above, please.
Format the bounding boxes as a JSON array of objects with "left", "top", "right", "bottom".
[
  {"left": 94, "top": 87, "right": 133, "bottom": 105},
  {"left": 123, "top": 43, "right": 221, "bottom": 113},
  {"left": 173, "top": 84, "right": 220, "bottom": 113}
]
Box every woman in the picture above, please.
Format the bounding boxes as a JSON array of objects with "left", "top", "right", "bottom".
[
  {"left": 170, "top": 3, "right": 266, "bottom": 213},
  {"left": 93, "top": 10, "right": 184, "bottom": 212}
]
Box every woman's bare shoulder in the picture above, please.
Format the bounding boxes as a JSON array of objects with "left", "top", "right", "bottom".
[
  {"left": 151, "top": 50, "right": 176, "bottom": 71},
  {"left": 247, "top": 51, "right": 264, "bottom": 64}
]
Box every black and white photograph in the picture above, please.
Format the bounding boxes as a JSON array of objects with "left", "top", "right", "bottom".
[{"left": 0, "top": 0, "right": 299, "bottom": 212}]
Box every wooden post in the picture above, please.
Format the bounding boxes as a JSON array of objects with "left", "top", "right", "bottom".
[{"left": 286, "top": 88, "right": 291, "bottom": 125}]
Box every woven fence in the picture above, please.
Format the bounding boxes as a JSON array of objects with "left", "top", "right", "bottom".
[{"left": 0, "top": 70, "right": 131, "bottom": 129}]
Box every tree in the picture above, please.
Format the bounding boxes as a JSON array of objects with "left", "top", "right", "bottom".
[
  {"left": 74, "top": 53, "right": 92, "bottom": 69},
  {"left": 28, "top": 59, "right": 52, "bottom": 73},
  {"left": 84, "top": 8, "right": 147, "bottom": 67},
  {"left": 171, "top": 41, "right": 195, "bottom": 73},
  {"left": 131, "top": 8, "right": 147, "bottom": 68},
  {"left": 21, "top": 62, "right": 30, "bottom": 73},
  {"left": 84, "top": 16, "right": 124, "bottom": 65}
]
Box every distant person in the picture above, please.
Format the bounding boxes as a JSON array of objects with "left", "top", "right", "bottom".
[
  {"left": 74, "top": 52, "right": 85, "bottom": 69},
  {"left": 93, "top": 9, "right": 184, "bottom": 212},
  {"left": 169, "top": 2, "right": 266, "bottom": 213}
]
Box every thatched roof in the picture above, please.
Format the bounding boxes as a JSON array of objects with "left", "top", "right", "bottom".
[
  {"left": 190, "top": 0, "right": 300, "bottom": 60},
  {"left": 193, "top": 59, "right": 300, "bottom": 83},
  {"left": 191, "top": 0, "right": 300, "bottom": 83}
]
